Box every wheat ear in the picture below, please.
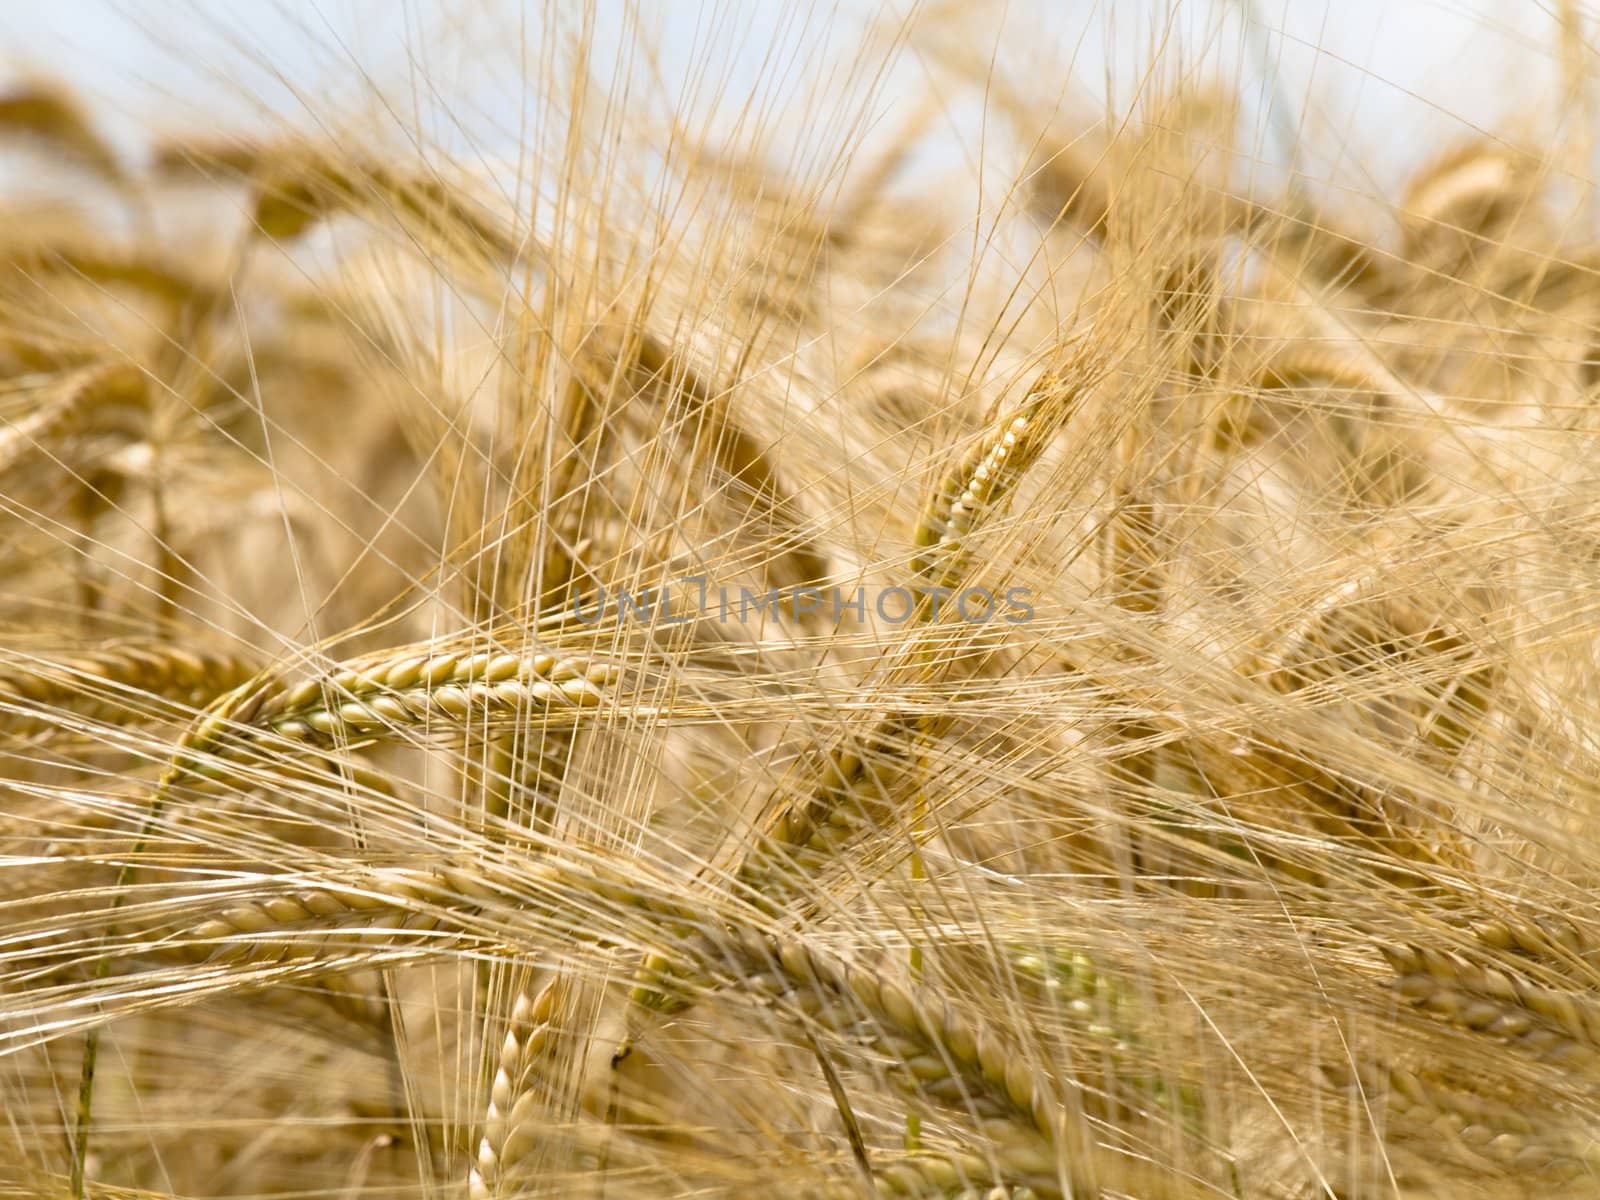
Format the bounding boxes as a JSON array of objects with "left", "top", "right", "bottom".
[
  {"left": 470, "top": 975, "right": 569, "bottom": 1200},
  {"left": 630, "top": 331, "right": 829, "bottom": 589},
  {"left": 7, "top": 241, "right": 209, "bottom": 308},
  {"left": 1323, "top": 1060, "right": 1588, "bottom": 1176},
  {"left": 811, "top": 1150, "right": 1049, "bottom": 1197},
  {"left": 911, "top": 373, "right": 1080, "bottom": 589},
  {"left": 0, "top": 82, "right": 126, "bottom": 186},
  {"left": 173, "top": 874, "right": 477, "bottom": 965},
  {"left": 1474, "top": 912, "right": 1600, "bottom": 984},
  {"left": 1380, "top": 942, "right": 1600, "bottom": 1070},
  {"left": 725, "top": 928, "right": 1196, "bottom": 1200},
  {"left": 174, "top": 648, "right": 619, "bottom": 766},
  {"left": 0, "top": 642, "right": 260, "bottom": 731},
  {"left": 247, "top": 142, "right": 518, "bottom": 260},
  {"left": 0, "top": 361, "right": 146, "bottom": 477},
  {"left": 765, "top": 359, "right": 1096, "bottom": 873},
  {"left": 1381, "top": 1064, "right": 1587, "bottom": 1174},
  {"left": 628, "top": 363, "right": 1093, "bottom": 1022}
]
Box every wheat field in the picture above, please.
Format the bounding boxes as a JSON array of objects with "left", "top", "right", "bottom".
[{"left": 2, "top": 2, "right": 1599, "bottom": 1197}]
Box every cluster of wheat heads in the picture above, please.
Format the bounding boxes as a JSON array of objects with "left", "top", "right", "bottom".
[{"left": 3, "top": 8, "right": 1600, "bottom": 1198}]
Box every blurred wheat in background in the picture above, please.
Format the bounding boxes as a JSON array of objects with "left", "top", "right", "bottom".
[{"left": 2, "top": 1, "right": 1600, "bottom": 1196}]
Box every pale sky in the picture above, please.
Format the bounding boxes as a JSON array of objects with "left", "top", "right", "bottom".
[{"left": 0, "top": 1, "right": 1582, "bottom": 198}]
